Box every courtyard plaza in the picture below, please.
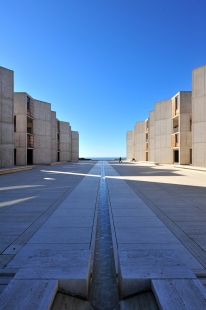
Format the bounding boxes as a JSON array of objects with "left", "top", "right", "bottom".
[{"left": 0, "top": 161, "right": 206, "bottom": 308}]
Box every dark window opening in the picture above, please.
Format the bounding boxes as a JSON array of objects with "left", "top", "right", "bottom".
[
  {"left": 174, "top": 150, "right": 179, "bottom": 163},
  {"left": 14, "top": 149, "right": 16, "bottom": 165},
  {"left": 27, "top": 149, "right": 33, "bottom": 165},
  {"left": 27, "top": 96, "right": 30, "bottom": 111},
  {"left": 14, "top": 115, "right": 16, "bottom": 132}
]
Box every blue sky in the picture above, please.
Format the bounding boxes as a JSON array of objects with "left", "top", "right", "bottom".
[{"left": 1, "top": 0, "right": 206, "bottom": 157}]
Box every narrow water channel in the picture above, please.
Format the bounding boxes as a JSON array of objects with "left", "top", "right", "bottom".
[{"left": 89, "top": 161, "right": 119, "bottom": 310}]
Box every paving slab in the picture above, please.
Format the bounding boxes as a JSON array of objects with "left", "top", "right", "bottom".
[
  {"left": 28, "top": 227, "right": 93, "bottom": 244},
  {"left": 15, "top": 250, "right": 91, "bottom": 297},
  {"left": 118, "top": 250, "right": 195, "bottom": 298},
  {"left": 0, "top": 279, "right": 58, "bottom": 310},
  {"left": 51, "top": 292, "right": 92, "bottom": 310},
  {"left": 116, "top": 228, "right": 178, "bottom": 244},
  {"left": 152, "top": 279, "right": 206, "bottom": 310}
]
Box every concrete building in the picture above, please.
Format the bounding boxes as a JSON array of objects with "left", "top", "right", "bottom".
[
  {"left": 71, "top": 131, "right": 79, "bottom": 162},
  {"left": 171, "top": 91, "right": 192, "bottom": 164},
  {"left": 126, "top": 130, "right": 134, "bottom": 160},
  {"left": 148, "top": 111, "right": 155, "bottom": 162},
  {"left": 192, "top": 64, "right": 206, "bottom": 167},
  {"left": 0, "top": 66, "right": 14, "bottom": 168},
  {"left": 33, "top": 99, "right": 52, "bottom": 165},
  {"left": 134, "top": 121, "right": 146, "bottom": 161},
  {"left": 59, "top": 121, "right": 72, "bottom": 162},
  {"left": 14, "top": 93, "right": 34, "bottom": 165},
  {"left": 0, "top": 65, "right": 79, "bottom": 168},
  {"left": 154, "top": 99, "right": 173, "bottom": 164}
]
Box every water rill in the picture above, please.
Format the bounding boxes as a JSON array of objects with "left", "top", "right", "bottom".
[{"left": 89, "top": 161, "right": 119, "bottom": 310}]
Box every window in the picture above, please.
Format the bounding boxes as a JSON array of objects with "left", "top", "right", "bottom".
[
  {"left": 27, "top": 96, "right": 30, "bottom": 111},
  {"left": 14, "top": 115, "right": 16, "bottom": 132}
]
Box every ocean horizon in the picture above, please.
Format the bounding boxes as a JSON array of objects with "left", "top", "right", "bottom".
[{"left": 83, "top": 157, "right": 126, "bottom": 161}]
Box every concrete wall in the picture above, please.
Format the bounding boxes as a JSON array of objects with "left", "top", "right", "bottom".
[
  {"left": 14, "top": 93, "right": 28, "bottom": 165},
  {"left": 71, "top": 131, "right": 79, "bottom": 161},
  {"left": 33, "top": 99, "right": 52, "bottom": 164},
  {"left": 192, "top": 65, "right": 206, "bottom": 167},
  {"left": 148, "top": 110, "right": 155, "bottom": 162},
  {"left": 154, "top": 99, "right": 173, "bottom": 163},
  {"left": 59, "top": 121, "right": 71, "bottom": 161},
  {"left": 179, "top": 92, "right": 192, "bottom": 164},
  {"left": 134, "top": 121, "right": 146, "bottom": 161},
  {"left": 126, "top": 130, "right": 134, "bottom": 160},
  {"left": 0, "top": 66, "right": 14, "bottom": 168},
  {"left": 51, "top": 111, "right": 57, "bottom": 163}
]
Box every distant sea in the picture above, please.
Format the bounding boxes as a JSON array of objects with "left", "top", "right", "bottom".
[{"left": 89, "top": 157, "right": 126, "bottom": 161}]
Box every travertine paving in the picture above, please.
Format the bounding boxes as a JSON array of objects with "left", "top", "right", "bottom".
[
  {"left": 108, "top": 161, "right": 206, "bottom": 278},
  {"left": 1, "top": 160, "right": 206, "bottom": 309},
  {"left": 0, "top": 161, "right": 100, "bottom": 295}
]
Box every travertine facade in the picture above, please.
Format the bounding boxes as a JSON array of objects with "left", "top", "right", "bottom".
[
  {"left": 0, "top": 66, "right": 79, "bottom": 168},
  {"left": 0, "top": 67, "right": 14, "bottom": 168},
  {"left": 192, "top": 65, "right": 206, "bottom": 167}
]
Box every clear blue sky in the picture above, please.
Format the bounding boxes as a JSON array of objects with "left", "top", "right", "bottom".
[{"left": 1, "top": 0, "right": 206, "bottom": 157}]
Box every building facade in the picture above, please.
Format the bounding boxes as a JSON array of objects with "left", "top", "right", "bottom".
[
  {"left": 0, "top": 66, "right": 14, "bottom": 168},
  {"left": 126, "top": 65, "right": 205, "bottom": 167},
  {"left": 0, "top": 66, "right": 79, "bottom": 168}
]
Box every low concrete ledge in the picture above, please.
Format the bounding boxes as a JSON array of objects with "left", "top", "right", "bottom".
[
  {"left": 50, "top": 161, "right": 67, "bottom": 166},
  {"left": 152, "top": 279, "right": 206, "bottom": 310},
  {"left": 118, "top": 250, "right": 195, "bottom": 299},
  {"left": 0, "top": 166, "right": 33, "bottom": 175},
  {"left": 0, "top": 279, "right": 58, "bottom": 310}
]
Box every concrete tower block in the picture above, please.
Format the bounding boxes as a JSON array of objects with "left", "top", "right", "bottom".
[
  {"left": 59, "top": 121, "right": 71, "bottom": 161},
  {"left": 33, "top": 99, "right": 52, "bottom": 164},
  {"left": 71, "top": 131, "right": 79, "bottom": 161},
  {"left": 0, "top": 66, "right": 14, "bottom": 168},
  {"left": 51, "top": 111, "right": 57, "bottom": 163},
  {"left": 126, "top": 130, "right": 134, "bottom": 160},
  {"left": 192, "top": 65, "right": 206, "bottom": 167},
  {"left": 154, "top": 99, "right": 172, "bottom": 164}
]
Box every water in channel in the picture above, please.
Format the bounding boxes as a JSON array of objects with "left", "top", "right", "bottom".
[{"left": 89, "top": 161, "right": 119, "bottom": 310}]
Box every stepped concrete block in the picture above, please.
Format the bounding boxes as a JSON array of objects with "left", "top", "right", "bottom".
[
  {"left": 118, "top": 250, "right": 195, "bottom": 298},
  {"left": 152, "top": 279, "right": 206, "bottom": 310},
  {"left": 15, "top": 250, "right": 91, "bottom": 298},
  {"left": 0, "top": 279, "right": 58, "bottom": 310}
]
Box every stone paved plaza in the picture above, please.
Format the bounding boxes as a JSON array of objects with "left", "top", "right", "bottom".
[{"left": 1, "top": 160, "right": 206, "bottom": 308}]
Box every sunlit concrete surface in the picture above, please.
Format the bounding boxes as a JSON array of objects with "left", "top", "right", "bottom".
[
  {"left": 1, "top": 160, "right": 206, "bottom": 308},
  {"left": 107, "top": 161, "right": 206, "bottom": 281},
  {"left": 0, "top": 161, "right": 99, "bottom": 297}
]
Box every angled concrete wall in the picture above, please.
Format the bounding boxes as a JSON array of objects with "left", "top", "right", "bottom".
[
  {"left": 51, "top": 111, "right": 57, "bottom": 163},
  {"left": 0, "top": 66, "right": 14, "bottom": 168},
  {"left": 154, "top": 99, "right": 172, "bottom": 163},
  {"left": 179, "top": 92, "right": 192, "bottom": 164},
  {"left": 148, "top": 110, "right": 155, "bottom": 162},
  {"left": 33, "top": 100, "right": 52, "bottom": 164},
  {"left": 59, "top": 121, "right": 71, "bottom": 161},
  {"left": 126, "top": 130, "right": 134, "bottom": 160},
  {"left": 71, "top": 131, "right": 79, "bottom": 161},
  {"left": 192, "top": 65, "right": 206, "bottom": 167},
  {"left": 14, "top": 93, "right": 29, "bottom": 165},
  {"left": 134, "top": 121, "right": 146, "bottom": 161}
]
